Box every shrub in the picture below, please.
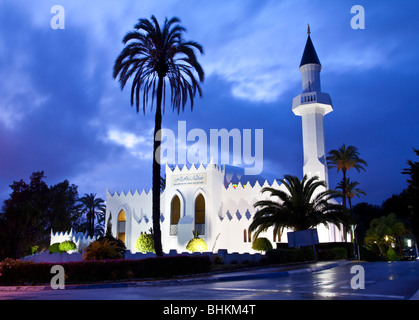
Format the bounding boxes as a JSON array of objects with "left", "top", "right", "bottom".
[
  {"left": 98, "top": 235, "right": 126, "bottom": 255},
  {"left": 82, "top": 239, "right": 123, "bottom": 261},
  {"left": 252, "top": 237, "right": 273, "bottom": 253},
  {"left": 316, "top": 242, "right": 355, "bottom": 259},
  {"left": 135, "top": 233, "right": 155, "bottom": 253},
  {"left": 212, "top": 255, "right": 224, "bottom": 265},
  {"left": 186, "top": 238, "right": 208, "bottom": 252},
  {"left": 266, "top": 247, "right": 314, "bottom": 264},
  {"left": 0, "top": 256, "right": 212, "bottom": 285},
  {"left": 318, "top": 247, "right": 347, "bottom": 260},
  {"left": 186, "top": 230, "right": 208, "bottom": 253},
  {"left": 59, "top": 240, "right": 77, "bottom": 253},
  {"left": 387, "top": 248, "right": 397, "bottom": 261},
  {"left": 49, "top": 243, "right": 64, "bottom": 254},
  {"left": 31, "top": 246, "right": 39, "bottom": 255},
  {"left": 0, "top": 258, "right": 37, "bottom": 285}
]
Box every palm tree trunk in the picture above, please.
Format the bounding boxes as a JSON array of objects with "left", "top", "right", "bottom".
[
  {"left": 152, "top": 76, "right": 164, "bottom": 256},
  {"left": 92, "top": 211, "right": 95, "bottom": 237},
  {"left": 342, "top": 170, "right": 347, "bottom": 209},
  {"left": 342, "top": 170, "right": 348, "bottom": 242}
]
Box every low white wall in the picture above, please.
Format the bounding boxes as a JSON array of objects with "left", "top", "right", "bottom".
[
  {"left": 22, "top": 252, "right": 83, "bottom": 263},
  {"left": 22, "top": 249, "right": 264, "bottom": 265}
]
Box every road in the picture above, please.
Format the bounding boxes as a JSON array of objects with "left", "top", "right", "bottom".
[{"left": 1, "top": 261, "right": 418, "bottom": 301}]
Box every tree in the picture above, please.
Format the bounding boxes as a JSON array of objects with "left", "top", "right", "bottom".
[
  {"left": 336, "top": 178, "right": 366, "bottom": 211},
  {"left": 364, "top": 213, "right": 410, "bottom": 256},
  {"left": 0, "top": 171, "right": 49, "bottom": 258},
  {"left": 249, "top": 175, "right": 353, "bottom": 239},
  {"left": 402, "top": 148, "right": 419, "bottom": 239},
  {"left": 46, "top": 180, "right": 80, "bottom": 233},
  {"left": 113, "top": 16, "right": 205, "bottom": 256},
  {"left": 327, "top": 144, "right": 367, "bottom": 208},
  {"left": 78, "top": 193, "right": 106, "bottom": 238},
  {"left": 336, "top": 178, "right": 366, "bottom": 255}
]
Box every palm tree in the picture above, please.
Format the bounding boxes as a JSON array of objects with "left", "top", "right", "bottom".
[
  {"left": 336, "top": 178, "right": 366, "bottom": 211},
  {"left": 327, "top": 144, "right": 367, "bottom": 209},
  {"left": 364, "top": 213, "right": 410, "bottom": 256},
  {"left": 336, "top": 178, "right": 366, "bottom": 257},
  {"left": 113, "top": 16, "right": 205, "bottom": 256},
  {"left": 249, "top": 175, "right": 353, "bottom": 239},
  {"left": 79, "top": 193, "right": 106, "bottom": 238}
]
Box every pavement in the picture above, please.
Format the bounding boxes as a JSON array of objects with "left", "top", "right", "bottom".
[{"left": 0, "top": 260, "right": 352, "bottom": 291}]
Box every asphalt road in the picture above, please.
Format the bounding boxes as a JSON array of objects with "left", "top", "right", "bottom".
[{"left": 1, "top": 261, "right": 418, "bottom": 301}]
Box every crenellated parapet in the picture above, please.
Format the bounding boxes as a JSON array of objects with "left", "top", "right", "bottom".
[{"left": 50, "top": 228, "right": 96, "bottom": 251}]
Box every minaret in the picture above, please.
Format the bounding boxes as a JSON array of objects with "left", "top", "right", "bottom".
[{"left": 292, "top": 25, "right": 332, "bottom": 187}]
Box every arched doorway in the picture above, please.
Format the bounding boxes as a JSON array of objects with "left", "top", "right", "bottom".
[
  {"left": 195, "top": 194, "right": 205, "bottom": 235},
  {"left": 170, "top": 195, "right": 181, "bottom": 236},
  {"left": 117, "top": 210, "right": 126, "bottom": 243}
]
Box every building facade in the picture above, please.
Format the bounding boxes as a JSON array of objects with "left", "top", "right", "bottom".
[{"left": 104, "top": 29, "right": 347, "bottom": 254}]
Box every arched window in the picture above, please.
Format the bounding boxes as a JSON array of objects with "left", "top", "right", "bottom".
[
  {"left": 244, "top": 229, "right": 247, "bottom": 243},
  {"left": 170, "top": 195, "right": 181, "bottom": 236},
  {"left": 117, "top": 210, "right": 126, "bottom": 243},
  {"left": 195, "top": 194, "right": 205, "bottom": 235}
]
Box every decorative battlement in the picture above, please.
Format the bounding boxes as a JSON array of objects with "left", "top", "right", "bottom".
[
  {"left": 165, "top": 160, "right": 225, "bottom": 174},
  {"left": 50, "top": 228, "right": 96, "bottom": 251},
  {"left": 106, "top": 188, "right": 152, "bottom": 199}
]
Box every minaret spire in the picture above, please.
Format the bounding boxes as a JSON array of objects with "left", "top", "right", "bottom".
[{"left": 292, "top": 27, "right": 333, "bottom": 189}]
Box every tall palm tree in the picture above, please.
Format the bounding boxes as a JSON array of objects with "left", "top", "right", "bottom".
[
  {"left": 336, "top": 178, "right": 366, "bottom": 256},
  {"left": 113, "top": 16, "right": 205, "bottom": 256},
  {"left": 249, "top": 175, "right": 353, "bottom": 239},
  {"left": 326, "top": 144, "right": 367, "bottom": 209},
  {"left": 79, "top": 193, "right": 106, "bottom": 238},
  {"left": 336, "top": 178, "right": 366, "bottom": 210}
]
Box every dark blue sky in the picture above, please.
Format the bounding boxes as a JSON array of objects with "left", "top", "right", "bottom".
[{"left": 0, "top": 0, "right": 418, "bottom": 207}]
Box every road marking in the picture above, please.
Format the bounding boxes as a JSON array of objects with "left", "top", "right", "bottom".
[
  {"left": 212, "top": 287, "right": 405, "bottom": 300},
  {"left": 409, "top": 290, "right": 419, "bottom": 300}
]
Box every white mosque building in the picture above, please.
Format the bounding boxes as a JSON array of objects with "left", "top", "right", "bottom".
[{"left": 104, "top": 29, "right": 347, "bottom": 254}]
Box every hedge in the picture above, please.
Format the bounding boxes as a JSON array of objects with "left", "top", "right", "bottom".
[
  {"left": 267, "top": 243, "right": 353, "bottom": 264},
  {"left": 266, "top": 247, "right": 315, "bottom": 264},
  {"left": 0, "top": 255, "right": 212, "bottom": 286}
]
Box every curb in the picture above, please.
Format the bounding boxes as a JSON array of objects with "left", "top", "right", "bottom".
[{"left": 0, "top": 261, "right": 350, "bottom": 291}]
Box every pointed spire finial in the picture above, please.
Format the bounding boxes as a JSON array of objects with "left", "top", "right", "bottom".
[{"left": 307, "top": 24, "right": 311, "bottom": 35}]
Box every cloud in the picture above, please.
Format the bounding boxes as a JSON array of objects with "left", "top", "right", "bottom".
[{"left": 106, "top": 129, "right": 154, "bottom": 160}]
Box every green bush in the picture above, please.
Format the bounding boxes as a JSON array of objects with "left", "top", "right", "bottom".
[
  {"left": 30, "top": 246, "right": 39, "bottom": 255},
  {"left": 186, "top": 230, "right": 208, "bottom": 253},
  {"left": 135, "top": 233, "right": 155, "bottom": 253},
  {"left": 59, "top": 240, "right": 77, "bottom": 253},
  {"left": 252, "top": 237, "right": 273, "bottom": 253},
  {"left": 387, "top": 248, "right": 397, "bottom": 261},
  {"left": 48, "top": 243, "right": 64, "bottom": 254},
  {"left": 186, "top": 238, "right": 208, "bottom": 252}
]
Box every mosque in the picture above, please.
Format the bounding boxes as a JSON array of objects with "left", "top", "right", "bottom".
[{"left": 104, "top": 29, "right": 347, "bottom": 254}]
